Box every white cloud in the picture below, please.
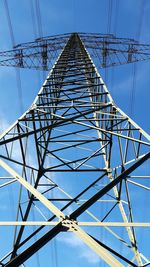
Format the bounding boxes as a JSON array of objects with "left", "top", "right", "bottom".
[
  {"left": 80, "top": 249, "right": 100, "bottom": 264},
  {"left": 57, "top": 233, "right": 100, "bottom": 264}
]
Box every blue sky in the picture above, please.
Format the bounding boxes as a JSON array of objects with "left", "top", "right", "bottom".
[{"left": 0, "top": 0, "right": 150, "bottom": 267}]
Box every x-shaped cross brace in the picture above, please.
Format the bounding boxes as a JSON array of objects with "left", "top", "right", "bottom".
[{"left": 1, "top": 153, "right": 150, "bottom": 267}]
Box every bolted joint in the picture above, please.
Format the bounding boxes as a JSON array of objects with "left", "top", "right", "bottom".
[
  {"left": 61, "top": 217, "right": 78, "bottom": 231},
  {"left": 30, "top": 103, "right": 37, "bottom": 112}
]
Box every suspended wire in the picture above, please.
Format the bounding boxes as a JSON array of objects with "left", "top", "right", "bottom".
[
  {"left": 53, "top": 239, "right": 58, "bottom": 267},
  {"left": 35, "top": 0, "right": 47, "bottom": 82},
  {"left": 1, "top": 1, "right": 147, "bottom": 266},
  {"left": 111, "top": 0, "right": 119, "bottom": 97},
  {"left": 115, "top": 0, "right": 123, "bottom": 246},
  {"left": 30, "top": 0, "right": 38, "bottom": 38},
  {"left": 113, "top": 0, "right": 119, "bottom": 36},
  {"left": 104, "top": 0, "right": 113, "bottom": 84},
  {"left": 3, "top": 1, "right": 29, "bottom": 259},
  {"left": 35, "top": 0, "right": 43, "bottom": 37},
  {"left": 107, "top": 0, "right": 113, "bottom": 34},
  {"left": 29, "top": 2, "right": 58, "bottom": 267},
  {"left": 50, "top": 189, "right": 59, "bottom": 267},
  {"left": 30, "top": 0, "right": 46, "bottom": 107},
  {"left": 128, "top": 0, "right": 145, "bottom": 259},
  {"left": 2, "top": 0, "right": 24, "bottom": 253},
  {"left": 72, "top": 0, "right": 76, "bottom": 32},
  {"left": 3, "top": 0, "right": 15, "bottom": 46},
  {"left": 130, "top": 0, "right": 145, "bottom": 117},
  {"left": 99, "top": 4, "right": 113, "bottom": 267},
  {"left": 114, "top": 3, "right": 123, "bottom": 242},
  {"left": 31, "top": 209, "right": 41, "bottom": 267},
  {"left": 30, "top": 0, "right": 45, "bottom": 90},
  {"left": 3, "top": 0, "right": 24, "bottom": 114},
  {"left": 28, "top": 2, "right": 42, "bottom": 267},
  {"left": 4, "top": 2, "right": 42, "bottom": 266},
  {"left": 2, "top": 0, "right": 23, "bottom": 208},
  {"left": 34, "top": 3, "right": 59, "bottom": 264},
  {"left": 134, "top": 1, "right": 147, "bottom": 249},
  {"left": 135, "top": 0, "right": 145, "bottom": 41}
]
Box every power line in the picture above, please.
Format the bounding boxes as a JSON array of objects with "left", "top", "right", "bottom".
[
  {"left": 110, "top": 0, "right": 120, "bottom": 97},
  {"left": 3, "top": 0, "right": 15, "bottom": 46},
  {"left": 3, "top": 0, "right": 24, "bottom": 114},
  {"left": 113, "top": 0, "right": 119, "bottom": 35},
  {"left": 28, "top": 2, "right": 43, "bottom": 267},
  {"left": 30, "top": 0, "right": 38, "bottom": 38},
  {"left": 29, "top": 0, "right": 45, "bottom": 91},
  {"left": 100, "top": 4, "right": 114, "bottom": 266},
  {"left": 35, "top": 0, "right": 43, "bottom": 37},
  {"left": 29, "top": 2, "right": 58, "bottom": 267},
  {"left": 31, "top": 208, "right": 41, "bottom": 267},
  {"left": 4, "top": 2, "right": 41, "bottom": 267},
  {"left": 136, "top": 0, "right": 145, "bottom": 41},
  {"left": 107, "top": 0, "right": 113, "bottom": 34},
  {"left": 35, "top": 0, "right": 46, "bottom": 83},
  {"left": 130, "top": 0, "right": 145, "bottom": 117},
  {"left": 105, "top": 0, "right": 113, "bottom": 84}
]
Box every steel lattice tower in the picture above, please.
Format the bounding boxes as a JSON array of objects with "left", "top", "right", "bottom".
[{"left": 0, "top": 33, "right": 150, "bottom": 267}]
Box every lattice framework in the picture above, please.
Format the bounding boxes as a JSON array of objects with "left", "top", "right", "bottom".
[{"left": 0, "top": 33, "right": 150, "bottom": 267}]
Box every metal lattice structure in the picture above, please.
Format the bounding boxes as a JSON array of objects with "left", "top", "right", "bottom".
[
  {"left": 0, "top": 33, "right": 150, "bottom": 267},
  {"left": 1, "top": 32, "right": 150, "bottom": 70}
]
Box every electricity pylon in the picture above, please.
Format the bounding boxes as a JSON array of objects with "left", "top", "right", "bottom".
[{"left": 0, "top": 33, "right": 150, "bottom": 267}]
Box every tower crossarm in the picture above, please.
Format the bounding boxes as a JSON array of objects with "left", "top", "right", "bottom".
[{"left": 0, "top": 32, "right": 150, "bottom": 70}]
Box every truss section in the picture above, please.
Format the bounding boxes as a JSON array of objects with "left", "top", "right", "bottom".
[
  {"left": 1, "top": 32, "right": 150, "bottom": 70},
  {"left": 0, "top": 33, "right": 150, "bottom": 267}
]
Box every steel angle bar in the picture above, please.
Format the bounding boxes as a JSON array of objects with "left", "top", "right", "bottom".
[
  {"left": 78, "top": 222, "right": 150, "bottom": 227},
  {"left": 129, "top": 176, "right": 150, "bottom": 178},
  {"left": 127, "top": 179, "right": 150, "bottom": 191},
  {"left": 0, "top": 178, "right": 17, "bottom": 188},
  {"left": 1, "top": 221, "right": 150, "bottom": 227}
]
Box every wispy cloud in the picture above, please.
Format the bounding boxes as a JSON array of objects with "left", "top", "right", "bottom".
[{"left": 57, "top": 233, "right": 100, "bottom": 264}]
